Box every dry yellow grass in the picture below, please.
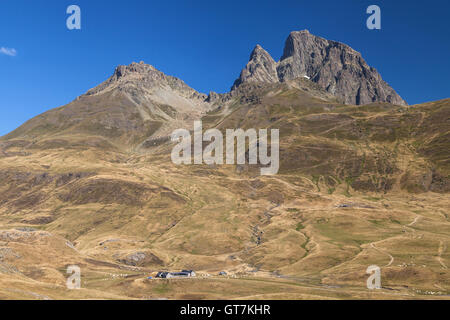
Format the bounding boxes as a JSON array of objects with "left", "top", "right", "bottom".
[{"left": 0, "top": 83, "right": 448, "bottom": 299}]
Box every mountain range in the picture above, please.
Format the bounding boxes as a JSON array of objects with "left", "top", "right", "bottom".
[{"left": 0, "top": 30, "right": 448, "bottom": 300}]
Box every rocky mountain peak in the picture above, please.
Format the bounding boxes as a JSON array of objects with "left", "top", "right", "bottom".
[
  {"left": 250, "top": 44, "right": 271, "bottom": 59},
  {"left": 232, "top": 30, "right": 407, "bottom": 106},
  {"left": 231, "top": 44, "right": 279, "bottom": 91},
  {"left": 111, "top": 61, "right": 157, "bottom": 80},
  {"left": 85, "top": 61, "right": 207, "bottom": 102}
]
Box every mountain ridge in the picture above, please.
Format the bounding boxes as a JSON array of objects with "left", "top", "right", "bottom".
[{"left": 59, "top": 30, "right": 407, "bottom": 112}]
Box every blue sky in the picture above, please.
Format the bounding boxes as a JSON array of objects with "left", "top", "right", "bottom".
[{"left": 1, "top": 0, "right": 449, "bottom": 136}]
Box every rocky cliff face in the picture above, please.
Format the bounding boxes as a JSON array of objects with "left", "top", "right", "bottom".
[{"left": 233, "top": 30, "right": 407, "bottom": 106}]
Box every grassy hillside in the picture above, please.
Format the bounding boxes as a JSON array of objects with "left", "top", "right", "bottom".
[{"left": 0, "top": 79, "right": 448, "bottom": 299}]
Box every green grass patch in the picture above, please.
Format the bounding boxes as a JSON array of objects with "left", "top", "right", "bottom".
[{"left": 295, "top": 222, "right": 305, "bottom": 231}]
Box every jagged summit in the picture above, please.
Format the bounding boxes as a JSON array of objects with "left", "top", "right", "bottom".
[
  {"left": 250, "top": 44, "right": 271, "bottom": 60},
  {"left": 233, "top": 30, "right": 407, "bottom": 106},
  {"left": 231, "top": 45, "right": 279, "bottom": 91}
]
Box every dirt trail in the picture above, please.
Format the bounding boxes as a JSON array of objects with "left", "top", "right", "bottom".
[
  {"left": 408, "top": 216, "right": 420, "bottom": 227},
  {"left": 370, "top": 243, "right": 394, "bottom": 267},
  {"left": 437, "top": 241, "right": 448, "bottom": 269}
]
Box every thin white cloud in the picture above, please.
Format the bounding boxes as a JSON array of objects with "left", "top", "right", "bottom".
[{"left": 0, "top": 47, "right": 17, "bottom": 57}]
